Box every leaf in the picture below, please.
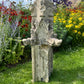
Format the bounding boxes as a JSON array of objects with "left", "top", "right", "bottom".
[{"left": 65, "top": 36, "right": 73, "bottom": 44}]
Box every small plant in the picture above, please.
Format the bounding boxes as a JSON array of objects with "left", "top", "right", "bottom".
[
  {"left": 4, "top": 37, "right": 25, "bottom": 64},
  {"left": 0, "top": 21, "right": 10, "bottom": 64}
]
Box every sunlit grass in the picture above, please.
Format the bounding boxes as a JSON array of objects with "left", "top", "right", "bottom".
[
  {"left": 0, "top": 46, "right": 84, "bottom": 84},
  {"left": 0, "top": 62, "right": 32, "bottom": 84}
]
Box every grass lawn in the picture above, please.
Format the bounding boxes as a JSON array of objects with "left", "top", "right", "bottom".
[{"left": 0, "top": 46, "right": 84, "bottom": 84}]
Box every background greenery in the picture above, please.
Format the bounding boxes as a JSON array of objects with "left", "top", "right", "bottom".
[
  {"left": 53, "top": 1, "right": 84, "bottom": 47},
  {"left": 0, "top": 0, "right": 84, "bottom": 84},
  {"left": 0, "top": 1, "right": 31, "bottom": 66}
]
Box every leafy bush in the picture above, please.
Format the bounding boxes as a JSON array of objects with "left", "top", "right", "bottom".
[
  {"left": 3, "top": 37, "right": 25, "bottom": 64},
  {"left": 18, "top": 9, "right": 31, "bottom": 39},
  {"left": 53, "top": 9, "right": 73, "bottom": 46},
  {"left": 53, "top": 3, "right": 84, "bottom": 46},
  {"left": 0, "top": 21, "right": 25, "bottom": 65},
  {"left": 17, "top": 3, "right": 31, "bottom": 62},
  {"left": 0, "top": 1, "right": 31, "bottom": 65}
]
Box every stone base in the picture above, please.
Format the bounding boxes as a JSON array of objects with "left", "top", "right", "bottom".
[{"left": 32, "top": 45, "right": 53, "bottom": 82}]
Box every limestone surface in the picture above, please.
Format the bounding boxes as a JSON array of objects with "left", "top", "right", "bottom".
[{"left": 22, "top": 0, "right": 62, "bottom": 82}]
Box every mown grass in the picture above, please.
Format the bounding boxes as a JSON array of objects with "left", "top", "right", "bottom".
[{"left": 0, "top": 46, "right": 84, "bottom": 84}]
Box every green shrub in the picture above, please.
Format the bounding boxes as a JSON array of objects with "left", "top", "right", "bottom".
[
  {"left": 53, "top": 9, "right": 73, "bottom": 47},
  {"left": 3, "top": 37, "right": 25, "bottom": 64},
  {"left": 0, "top": 2, "right": 31, "bottom": 65},
  {"left": 17, "top": 6, "right": 31, "bottom": 62},
  {"left": 53, "top": 3, "right": 84, "bottom": 47},
  {"left": 17, "top": 2, "right": 31, "bottom": 39}
]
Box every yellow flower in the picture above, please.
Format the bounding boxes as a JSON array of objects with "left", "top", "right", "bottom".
[
  {"left": 82, "top": 32, "right": 84, "bottom": 36},
  {"left": 53, "top": 20, "right": 56, "bottom": 23},
  {"left": 69, "top": 25, "right": 71, "bottom": 28},
  {"left": 66, "top": 25, "right": 69, "bottom": 28},
  {"left": 58, "top": 18, "right": 61, "bottom": 21},
  {"left": 75, "top": 25, "right": 79, "bottom": 28},
  {"left": 73, "top": 22, "right": 76, "bottom": 24},
  {"left": 76, "top": 10, "right": 79, "bottom": 12},
  {"left": 69, "top": 24, "right": 73, "bottom": 27},
  {"left": 56, "top": 13, "right": 59, "bottom": 16},
  {"left": 78, "top": 17, "right": 82, "bottom": 21},
  {"left": 62, "top": 18, "right": 64, "bottom": 21},
  {"left": 66, "top": 24, "right": 73, "bottom": 28},
  {"left": 60, "top": 20, "right": 62, "bottom": 23},
  {"left": 79, "top": 23, "right": 83, "bottom": 26},
  {"left": 73, "top": 30, "right": 77, "bottom": 33},
  {"left": 63, "top": 20, "right": 66, "bottom": 24},
  {"left": 68, "top": 20, "right": 72, "bottom": 24},
  {"left": 78, "top": 31, "right": 81, "bottom": 35},
  {"left": 71, "top": 13, "right": 74, "bottom": 16},
  {"left": 54, "top": 16, "right": 57, "bottom": 20},
  {"left": 70, "top": 17, "right": 73, "bottom": 20}
]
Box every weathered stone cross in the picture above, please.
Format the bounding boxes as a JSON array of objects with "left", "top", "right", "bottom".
[{"left": 22, "top": 0, "right": 62, "bottom": 82}]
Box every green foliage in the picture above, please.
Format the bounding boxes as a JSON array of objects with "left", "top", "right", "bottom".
[
  {"left": 54, "top": 20, "right": 67, "bottom": 39},
  {"left": 79, "top": 1, "right": 84, "bottom": 8},
  {"left": 17, "top": 1, "right": 31, "bottom": 39},
  {"left": 19, "top": 9, "right": 31, "bottom": 39},
  {"left": 53, "top": 17, "right": 73, "bottom": 46},
  {"left": 17, "top": 4, "right": 31, "bottom": 62},
  {"left": 23, "top": 45, "right": 31, "bottom": 62},
  {"left": 0, "top": 1, "right": 31, "bottom": 65},
  {"left": 0, "top": 22, "right": 11, "bottom": 64},
  {"left": 3, "top": 37, "right": 25, "bottom": 64},
  {"left": 53, "top": 3, "right": 84, "bottom": 47}
]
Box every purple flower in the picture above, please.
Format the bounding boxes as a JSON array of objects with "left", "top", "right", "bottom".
[
  {"left": 53, "top": 0, "right": 72, "bottom": 7},
  {"left": 68, "top": 1, "right": 72, "bottom": 5},
  {"left": 53, "top": 0, "right": 57, "bottom": 2},
  {"left": 2, "top": 0, "right": 4, "bottom": 6}
]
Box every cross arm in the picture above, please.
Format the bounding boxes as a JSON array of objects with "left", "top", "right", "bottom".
[
  {"left": 22, "top": 38, "right": 36, "bottom": 46},
  {"left": 47, "top": 38, "right": 62, "bottom": 46}
]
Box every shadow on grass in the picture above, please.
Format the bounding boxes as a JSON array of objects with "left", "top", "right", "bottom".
[{"left": 50, "top": 67, "right": 84, "bottom": 83}]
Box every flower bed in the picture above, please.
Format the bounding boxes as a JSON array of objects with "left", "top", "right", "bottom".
[
  {"left": 0, "top": 1, "right": 32, "bottom": 65},
  {"left": 53, "top": 5, "right": 84, "bottom": 46}
]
